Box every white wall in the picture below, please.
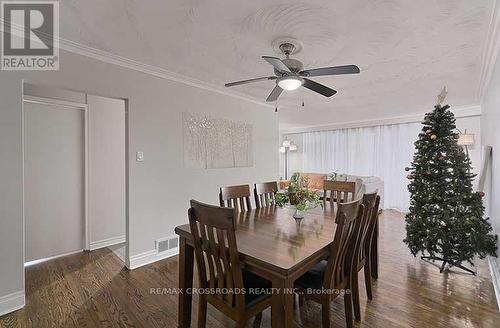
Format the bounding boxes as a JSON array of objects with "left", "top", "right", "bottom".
[
  {"left": 481, "top": 48, "right": 500, "bottom": 268},
  {"left": 24, "top": 102, "right": 85, "bottom": 262},
  {"left": 87, "top": 95, "right": 126, "bottom": 249},
  {"left": 0, "top": 50, "right": 279, "bottom": 309},
  {"left": 0, "top": 75, "right": 24, "bottom": 302}
]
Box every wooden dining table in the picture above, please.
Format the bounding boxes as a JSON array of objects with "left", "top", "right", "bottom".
[{"left": 175, "top": 204, "right": 378, "bottom": 328}]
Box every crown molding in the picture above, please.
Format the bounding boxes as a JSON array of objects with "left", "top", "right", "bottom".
[
  {"left": 280, "top": 105, "right": 481, "bottom": 134},
  {"left": 59, "top": 38, "right": 275, "bottom": 109},
  {"left": 58, "top": 38, "right": 274, "bottom": 109},
  {"left": 0, "top": 17, "right": 273, "bottom": 109},
  {"left": 478, "top": 0, "right": 500, "bottom": 102}
]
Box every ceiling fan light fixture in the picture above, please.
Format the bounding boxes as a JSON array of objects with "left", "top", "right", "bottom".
[{"left": 278, "top": 76, "right": 303, "bottom": 91}]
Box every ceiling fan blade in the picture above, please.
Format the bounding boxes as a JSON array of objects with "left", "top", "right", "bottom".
[
  {"left": 225, "top": 76, "right": 276, "bottom": 87},
  {"left": 266, "top": 85, "right": 283, "bottom": 102},
  {"left": 300, "top": 65, "right": 360, "bottom": 77},
  {"left": 262, "top": 56, "right": 291, "bottom": 73},
  {"left": 302, "top": 78, "right": 337, "bottom": 97}
]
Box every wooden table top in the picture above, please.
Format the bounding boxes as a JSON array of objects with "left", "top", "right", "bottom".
[{"left": 175, "top": 205, "right": 338, "bottom": 276}]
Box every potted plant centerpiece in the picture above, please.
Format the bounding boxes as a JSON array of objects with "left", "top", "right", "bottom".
[{"left": 275, "top": 173, "right": 322, "bottom": 221}]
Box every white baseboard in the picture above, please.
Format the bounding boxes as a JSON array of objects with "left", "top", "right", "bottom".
[
  {"left": 0, "top": 290, "right": 25, "bottom": 317},
  {"left": 127, "top": 248, "right": 178, "bottom": 270},
  {"left": 24, "top": 249, "right": 83, "bottom": 267},
  {"left": 487, "top": 256, "right": 500, "bottom": 311},
  {"left": 89, "top": 235, "right": 126, "bottom": 251}
]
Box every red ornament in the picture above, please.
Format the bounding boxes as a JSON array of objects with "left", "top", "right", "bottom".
[
  {"left": 438, "top": 155, "right": 446, "bottom": 161},
  {"left": 407, "top": 174, "right": 414, "bottom": 180},
  {"left": 479, "top": 191, "right": 485, "bottom": 198}
]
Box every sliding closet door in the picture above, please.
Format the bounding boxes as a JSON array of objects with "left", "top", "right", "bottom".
[{"left": 24, "top": 101, "right": 85, "bottom": 262}]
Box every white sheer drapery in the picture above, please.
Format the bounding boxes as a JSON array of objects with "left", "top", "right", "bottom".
[{"left": 302, "top": 122, "right": 421, "bottom": 211}]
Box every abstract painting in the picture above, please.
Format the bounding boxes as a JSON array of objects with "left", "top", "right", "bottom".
[{"left": 183, "top": 112, "right": 253, "bottom": 169}]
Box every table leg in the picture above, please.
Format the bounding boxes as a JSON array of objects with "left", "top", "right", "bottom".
[
  {"left": 178, "top": 236, "right": 194, "bottom": 328},
  {"left": 271, "top": 278, "right": 295, "bottom": 328},
  {"left": 371, "top": 216, "right": 379, "bottom": 279}
]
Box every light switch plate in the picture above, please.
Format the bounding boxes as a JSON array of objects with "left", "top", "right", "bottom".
[{"left": 136, "top": 151, "right": 144, "bottom": 162}]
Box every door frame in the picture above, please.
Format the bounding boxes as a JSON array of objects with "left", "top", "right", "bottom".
[{"left": 22, "top": 94, "right": 91, "bottom": 254}]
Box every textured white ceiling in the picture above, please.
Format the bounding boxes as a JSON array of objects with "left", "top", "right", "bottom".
[{"left": 60, "top": 0, "right": 493, "bottom": 130}]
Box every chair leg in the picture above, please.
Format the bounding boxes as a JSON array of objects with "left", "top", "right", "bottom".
[
  {"left": 298, "top": 294, "right": 305, "bottom": 307},
  {"left": 197, "top": 296, "right": 207, "bottom": 328},
  {"left": 351, "top": 271, "right": 361, "bottom": 321},
  {"left": 321, "top": 299, "right": 332, "bottom": 328},
  {"left": 344, "top": 291, "right": 354, "bottom": 328},
  {"left": 364, "top": 263, "right": 373, "bottom": 300},
  {"left": 253, "top": 312, "right": 263, "bottom": 327}
]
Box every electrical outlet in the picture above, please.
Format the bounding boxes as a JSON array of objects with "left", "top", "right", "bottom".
[{"left": 136, "top": 151, "right": 144, "bottom": 162}]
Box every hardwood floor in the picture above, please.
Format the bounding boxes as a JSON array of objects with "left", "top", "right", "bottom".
[{"left": 1, "top": 210, "right": 499, "bottom": 327}]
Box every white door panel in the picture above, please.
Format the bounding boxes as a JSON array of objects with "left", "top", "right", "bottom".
[{"left": 24, "top": 101, "right": 84, "bottom": 262}]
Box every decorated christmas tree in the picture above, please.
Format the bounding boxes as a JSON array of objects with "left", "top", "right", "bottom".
[{"left": 404, "top": 99, "right": 497, "bottom": 274}]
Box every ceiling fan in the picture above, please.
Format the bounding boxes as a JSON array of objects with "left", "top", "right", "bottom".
[{"left": 225, "top": 42, "right": 360, "bottom": 102}]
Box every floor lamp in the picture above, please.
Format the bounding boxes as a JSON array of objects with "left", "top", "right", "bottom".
[
  {"left": 457, "top": 130, "right": 475, "bottom": 178},
  {"left": 279, "top": 139, "right": 297, "bottom": 180},
  {"left": 457, "top": 130, "right": 475, "bottom": 159}
]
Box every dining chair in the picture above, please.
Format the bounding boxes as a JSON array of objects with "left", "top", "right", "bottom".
[
  {"left": 188, "top": 200, "right": 272, "bottom": 328},
  {"left": 351, "top": 192, "right": 380, "bottom": 321},
  {"left": 295, "top": 199, "right": 364, "bottom": 328},
  {"left": 219, "top": 184, "right": 252, "bottom": 212},
  {"left": 254, "top": 181, "right": 278, "bottom": 208},
  {"left": 323, "top": 180, "right": 357, "bottom": 206}
]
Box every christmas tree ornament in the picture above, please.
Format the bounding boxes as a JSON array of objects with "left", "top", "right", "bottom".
[
  {"left": 479, "top": 191, "right": 485, "bottom": 198},
  {"left": 404, "top": 103, "right": 497, "bottom": 275}
]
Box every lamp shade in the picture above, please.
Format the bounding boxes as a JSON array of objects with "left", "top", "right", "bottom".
[
  {"left": 279, "top": 146, "right": 286, "bottom": 153},
  {"left": 277, "top": 77, "right": 303, "bottom": 91},
  {"left": 457, "top": 134, "right": 475, "bottom": 146},
  {"left": 289, "top": 144, "right": 298, "bottom": 151},
  {"left": 282, "top": 140, "right": 291, "bottom": 148}
]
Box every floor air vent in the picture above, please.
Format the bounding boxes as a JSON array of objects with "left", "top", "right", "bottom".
[{"left": 156, "top": 236, "right": 178, "bottom": 254}]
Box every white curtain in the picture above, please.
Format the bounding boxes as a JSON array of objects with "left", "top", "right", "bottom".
[{"left": 302, "top": 122, "right": 421, "bottom": 211}]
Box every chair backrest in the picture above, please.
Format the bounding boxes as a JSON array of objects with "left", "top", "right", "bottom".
[
  {"left": 352, "top": 192, "right": 379, "bottom": 267},
  {"left": 361, "top": 193, "right": 380, "bottom": 261},
  {"left": 219, "top": 185, "right": 252, "bottom": 212},
  {"left": 323, "top": 199, "right": 364, "bottom": 289},
  {"left": 323, "top": 180, "right": 356, "bottom": 207},
  {"left": 254, "top": 181, "right": 278, "bottom": 208},
  {"left": 188, "top": 200, "right": 245, "bottom": 310}
]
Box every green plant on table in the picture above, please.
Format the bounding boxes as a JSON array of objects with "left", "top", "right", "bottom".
[{"left": 275, "top": 173, "right": 322, "bottom": 211}]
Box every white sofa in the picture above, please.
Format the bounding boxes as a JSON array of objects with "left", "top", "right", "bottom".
[{"left": 344, "top": 175, "right": 385, "bottom": 209}]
